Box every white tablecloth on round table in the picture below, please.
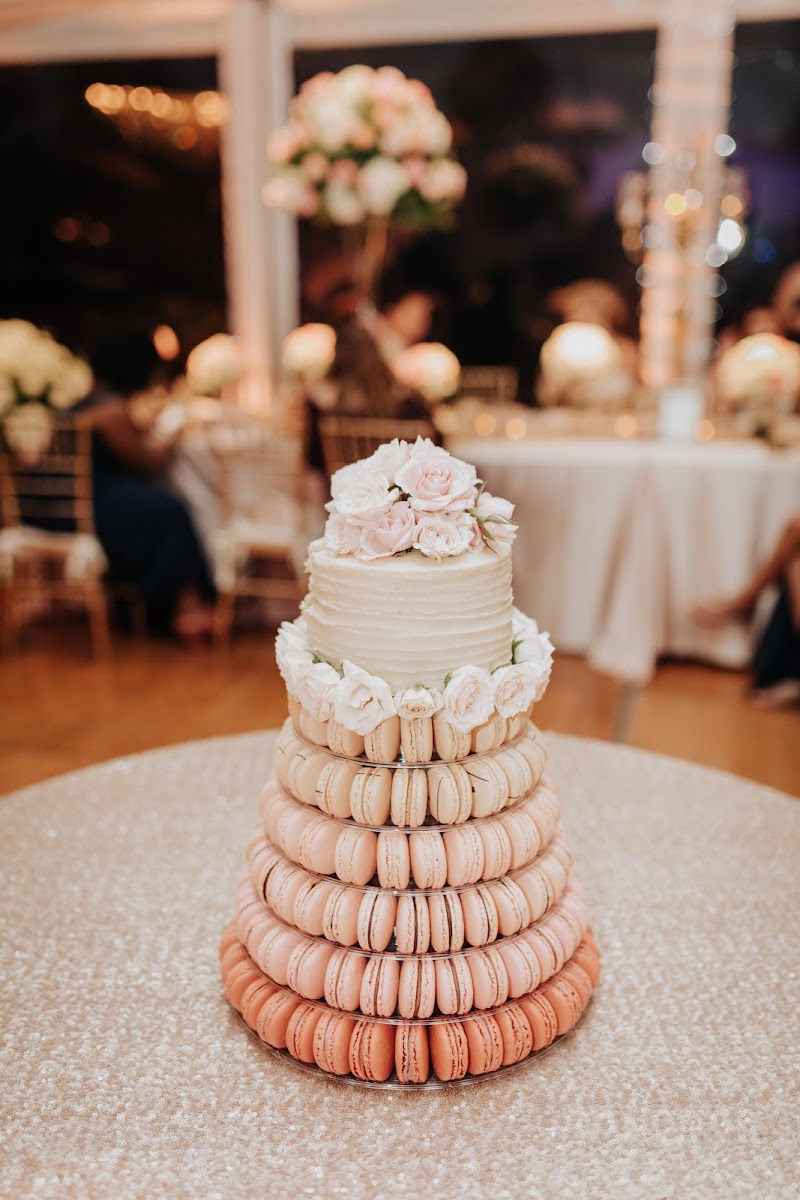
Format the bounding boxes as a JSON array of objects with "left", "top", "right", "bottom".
[
  {"left": 2, "top": 731, "right": 798, "bottom": 1200},
  {"left": 457, "top": 437, "right": 800, "bottom": 681}
]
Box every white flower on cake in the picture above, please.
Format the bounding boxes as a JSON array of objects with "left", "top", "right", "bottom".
[
  {"left": 442, "top": 665, "right": 495, "bottom": 733},
  {"left": 333, "top": 661, "right": 397, "bottom": 735},
  {"left": 392, "top": 685, "right": 444, "bottom": 720},
  {"left": 394, "top": 441, "right": 477, "bottom": 513},
  {"left": 293, "top": 660, "right": 341, "bottom": 722},
  {"left": 358, "top": 500, "right": 416, "bottom": 560},
  {"left": 412, "top": 512, "right": 476, "bottom": 560},
  {"left": 275, "top": 618, "right": 313, "bottom": 690},
  {"left": 492, "top": 663, "right": 542, "bottom": 717},
  {"left": 475, "top": 491, "right": 518, "bottom": 547},
  {"left": 323, "top": 438, "right": 515, "bottom": 561},
  {"left": 328, "top": 474, "right": 398, "bottom": 525},
  {"left": 323, "top": 512, "right": 363, "bottom": 556}
]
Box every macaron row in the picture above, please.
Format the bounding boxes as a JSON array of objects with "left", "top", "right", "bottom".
[
  {"left": 287, "top": 693, "right": 531, "bottom": 765},
  {"left": 220, "top": 925, "right": 600, "bottom": 1085},
  {"left": 233, "top": 875, "right": 588, "bottom": 1016},
  {"left": 260, "top": 777, "right": 561, "bottom": 889},
  {"left": 246, "top": 828, "right": 572, "bottom": 951},
  {"left": 274, "top": 720, "right": 547, "bottom": 828}
]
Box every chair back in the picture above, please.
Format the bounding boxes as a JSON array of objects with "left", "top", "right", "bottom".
[
  {"left": 318, "top": 414, "right": 436, "bottom": 479},
  {"left": 211, "top": 421, "right": 306, "bottom": 535},
  {"left": 456, "top": 366, "right": 518, "bottom": 406},
  {"left": 0, "top": 416, "right": 94, "bottom": 534}
]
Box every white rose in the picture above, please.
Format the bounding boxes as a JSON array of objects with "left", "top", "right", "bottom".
[
  {"left": 357, "top": 500, "right": 416, "bottom": 560},
  {"left": 418, "top": 158, "right": 466, "bottom": 203},
  {"left": 476, "top": 490, "right": 518, "bottom": 547},
  {"left": 492, "top": 663, "right": 541, "bottom": 717},
  {"left": 361, "top": 438, "right": 412, "bottom": 481},
  {"left": 275, "top": 619, "right": 313, "bottom": 688},
  {"left": 330, "top": 459, "right": 366, "bottom": 499},
  {"left": 332, "top": 661, "right": 396, "bottom": 735},
  {"left": 413, "top": 514, "right": 475, "bottom": 560},
  {"left": 442, "top": 665, "right": 496, "bottom": 733},
  {"left": 323, "top": 512, "right": 363, "bottom": 556},
  {"left": 357, "top": 156, "right": 408, "bottom": 217},
  {"left": 395, "top": 443, "right": 477, "bottom": 513},
  {"left": 293, "top": 660, "right": 341, "bottom": 722},
  {"left": 392, "top": 686, "right": 444, "bottom": 720},
  {"left": 511, "top": 607, "right": 539, "bottom": 640},
  {"left": 328, "top": 473, "right": 397, "bottom": 525},
  {"left": 323, "top": 182, "right": 364, "bottom": 225},
  {"left": 512, "top": 629, "right": 554, "bottom": 702},
  {"left": 1, "top": 402, "right": 54, "bottom": 465},
  {"left": 282, "top": 323, "right": 336, "bottom": 381}
]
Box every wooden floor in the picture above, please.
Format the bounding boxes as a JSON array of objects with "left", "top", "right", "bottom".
[{"left": 1, "top": 618, "right": 798, "bottom": 797}]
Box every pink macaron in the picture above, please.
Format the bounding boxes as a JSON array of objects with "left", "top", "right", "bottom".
[
  {"left": 334, "top": 827, "right": 378, "bottom": 887},
  {"left": 377, "top": 830, "right": 411, "bottom": 889},
  {"left": 443, "top": 825, "right": 485, "bottom": 887},
  {"left": 349, "top": 1019, "right": 395, "bottom": 1082},
  {"left": 356, "top": 891, "right": 397, "bottom": 953},
  {"left": 434, "top": 954, "right": 474, "bottom": 1015},
  {"left": 487, "top": 877, "right": 531, "bottom": 937},
  {"left": 464, "top": 1013, "right": 504, "bottom": 1076},
  {"left": 497, "top": 936, "right": 541, "bottom": 998},
  {"left": 322, "top": 885, "right": 363, "bottom": 947},
  {"left": 293, "top": 878, "right": 337, "bottom": 937},
  {"left": 324, "top": 948, "right": 368, "bottom": 1012},
  {"left": 286, "top": 939, "right": 336, "bottom": 1000},
  {"left": 395, "top": 893, "right": 431, "bottom": 955},
  {"left": 297, "top": 815, "right": 341, "bottom": 876},
  {"left": 395, "top": 1023, "right": 431, "bottom": 1084},
  {"left": 478, "top": 820, "right": 513, "bottom": 881},
  {"left": 350, "top": 766, "right": 392, "bottom": 826},
  {"left": 428, "top": 891, "right": 465, "bottom": 954},
  {"left": 468, "top": 946, "right": 510, "bottom": 1010},
  {"left": 313, "top": 1009, "right": 357, "bottom": 1076},
  {"left": 398, "top": 956, "right": 436, "bottom": 1019},
  {"left": 409, "top": 831, "right": 447, "bottom": 890},
  {"left": 359, "top": 955, "right": 400, "bottom": 1018},
  {"left": 460, "top": 885, "right": 498, "bottom": 947}
]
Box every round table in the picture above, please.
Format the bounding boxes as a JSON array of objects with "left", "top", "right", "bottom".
[{"left": 2, "top": 732, "right": 798, "bottom": 1200}]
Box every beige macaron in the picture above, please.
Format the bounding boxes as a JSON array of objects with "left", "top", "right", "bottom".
[
  {"left": 363, "top": 716, "right": 401, "bottom": 764},
  {"left": 390, "top": 767, "right": 428, "bottom": 828},
  {"left": 399, "top": 716, "right": 434, "bottom": 764}
]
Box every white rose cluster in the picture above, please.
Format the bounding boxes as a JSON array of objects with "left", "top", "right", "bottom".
[
  {"left": 185, "top": 333, "right": 242, "bottom": 398},
  {"left": 275, "top": 605, "right": 553, "bottom": 735},
  {"left": 0, "top": 320, "right": 93, "bottom": 462},
  {"left": 715, "top": 333, "right": 800, "bottom": 419},
  {"left": 281, "top": 323, "right": 336, "bottom": 383},
  {"left": 264, "top": 64, "right": 466, "bottom": 230},
  {"left": 322, "top": 437, "right": 518, "bottom": 563}
]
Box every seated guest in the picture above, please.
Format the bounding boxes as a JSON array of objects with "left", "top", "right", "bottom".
[
  {"left": 692, "top": 517, "right": 800, "bottom": 708},
  {"left": 81, "top": 329, "right": 216, "bottom": 644}
]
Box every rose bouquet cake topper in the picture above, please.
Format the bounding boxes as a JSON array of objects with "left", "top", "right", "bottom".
[
  {"left": 323, "top": 437, "right": 517, "bottom": 562},
  {"left": 276, "top": 439, "right": 554, "bottom": 736}
]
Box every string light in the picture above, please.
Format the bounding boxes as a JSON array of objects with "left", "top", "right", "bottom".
[{"left": 85, "top": 83, "right": 229, "bottom": 152}]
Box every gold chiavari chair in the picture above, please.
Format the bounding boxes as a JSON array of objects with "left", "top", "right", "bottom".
[
  {"left": 318, "top": 414, "right": 436, "bottom": 479},
  {"left": 456, "top": 366, "right": 518, "bottom": 406},
  {"left": 0, "top": 415, "right": 111, "bottom": 657}
]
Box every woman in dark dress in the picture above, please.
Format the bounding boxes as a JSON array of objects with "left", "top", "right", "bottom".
[{"left": 82, "top": 330, "right": 216, "bottom": 643}]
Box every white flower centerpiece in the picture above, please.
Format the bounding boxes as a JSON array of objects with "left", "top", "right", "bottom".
[
  {"left": 0, "top": 319, "right": 93, "bottom": 463},
  {"left": 264, "top": 64, "right": 467, "bottom": 307},
  {"left": 276, "top": 438, "right": 554, "bottom": 736},
  {"left": 715, "top": 333, "right": 800, "bottom": 423},
  {"left": 185, "top": 333, "right": 242, "bottom": 399},
  {"left": 391, "top": 341, "right": 461, "bottom": 402}
]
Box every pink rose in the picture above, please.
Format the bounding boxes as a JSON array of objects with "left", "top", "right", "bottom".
[
  {"left": 442, "top": 665, "right": 495, "bottom": 733},
  {"left": 323, "top": 512, "right": 362, "bottom": 555},
  {"left": 293, "top": 660, "right": 341, "bottom": 722},
  {"left": 412, "top": 514, "right": 475, "bottom": 560},
  {"left": 395, "top": 443, "right": 477, "bottom": 513},
  {"left": 332, "top": 661, "right": 396, "bottom": 735},
  {"left": 492, "top": 663, "right": 540, "bottom": 717},
  {"left": 357, "top": 500, "right": 416, "bottom": 560},
  {"left": 476, "top": 490, "right": 518, "bottom": 547}
]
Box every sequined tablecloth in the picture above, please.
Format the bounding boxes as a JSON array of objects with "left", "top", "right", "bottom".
[{"left": 1, "top": 733, "right": 798, "bottom": 1200}]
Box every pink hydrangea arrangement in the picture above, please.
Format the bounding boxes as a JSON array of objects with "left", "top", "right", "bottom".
[
  {"left": 323, "top": 438, "right": 517, "bottom": 562},
  {"left": 275, "top": 609, "right": 554, "bottom": 735},
  {"left": 264, "top": 65, "right": 466, "bottom": 229}
]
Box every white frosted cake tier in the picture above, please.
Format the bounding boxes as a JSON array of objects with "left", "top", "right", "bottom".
[{"left": 301, "top": 542, "right": 514, "bottom": 689}]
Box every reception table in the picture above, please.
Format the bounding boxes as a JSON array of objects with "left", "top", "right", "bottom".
[
  {"left": 2, "top": 732, "right": 798, "bottom": 1200},
  {"left": 457, "top": 437, "right": 800, "bottom": 682}
]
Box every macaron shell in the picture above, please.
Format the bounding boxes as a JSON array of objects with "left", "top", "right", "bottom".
[
  {"left": 296, "top": 703, "right": 330, "bottom": 747},
  {"left": 409, "top": 831, "right": 447, "bottom": 889},
  {"left": 432, "top": 711, "right": 471, "bottom": 761},
  {"left": 478, "top": 821, "right": 512, "bottom": 881},
  {"left": 496, "top": 1004, "right": 534, "bottom": 1065},
  {"left": 360, "top": 955, "right": 400, "bottom": 1018},
  {"left": 542, "top": 977, "right": 584, "bottom": 1035},
  {"left": 399, "top": 716, "right": 433, "bottom": 764},
  {"left": 350, "top": 766, "right": 392, "bottom": 826},
  {"left": 324, "top": 948, "right": 368, "bottom": 1012},
  {"left": 256, "top": 989, "right": 301, "bottom": 1049},
  {"left": 468, "top": 947, "right": 510, "bottom": 1009},
  {"left": 471, "top": 711, "right": 507, "bottom": 754},
  {"left": 443, "top": 825, "right": 485, "bottom": 887},
  {"left": 497, "top": 937, "right": 541, "bottom": 998},
  {"left": 286, "top": 940, "right": 335, "bottom": 1000},
  {"left": 298, "top": 816, "right": 340, "bottom": 875},
  {"left": 464, "top": 1013, "right": 504, "bottom": 1075},
  {"left": 240, "top": 978, "right": 280, "bottom": 1030},
  {"left": 390, "top": 766, "right": 427, "bottom": 828},
  {"left": 398, "top": 956, "right": 436, "bottom": 1019},
  {"left": 429, "top": 1020, "right": 468, "bottom": 1081},
  {"left": 293, "top": 879, "right": 336, "bottom": 937},
  {"left": 428, "top": 764, "right": 472, "bottom": 825},
  {"left": 489, "top": 877, "right": 531, "bottom": 936},
  {"left": 434, "top": 954, "right": 474, "bottom": 1015},
  {"left": 327, "top": 719, "right": 365, "bottom": 759},
  {"left": 357, "top": 891, "right": 397, "bottom": 952},
  {"left": 224, "top": 959, "right": 262, "bottom": 1011},
  {"left": 395, "top": 893, "right": 431, "bottom": 955},
  {"left": 313, "top": 1010, "right": 357, "bottom": 1075},
  {"left": 349, "top": 1019, "right": 395, "bottom": 1082},
  {"left": 315, "top": 759, "right": 360, "bottom": 819},
  {"left": 377, "top": 830, "right": 411, "bottom": 889},
  {"left": 572, "top": 939, "right": 602, "bottom": 988},
  {"left": 460, "top": 885, "right": 499, "bottom": 947},
  {"left": 363, "top": 716, "right": 401, "bottom": 764},
  {"left": 323, "top": 885, "right": 363, "bottom": 947},
  {"left": 519, "top": 993, "right": 559, "bottom": 1051},
  {"left": 286, "top": 1002, "right": 323, "bottom": 1063},
  {"left": 565, "top": 959, "right": 596, "bottom": 1009},
  {"left": 395, "top": 1023, "right": 431, "bottom": 1084},
  {"left": 334, "top": 827, "right": 378, "bottom": 886},
  {"left": 464, "top": 757, "right": 509, "bottom": 818},
  {"left": 428, "top": 891, "right": 465, "bottom": 953}
]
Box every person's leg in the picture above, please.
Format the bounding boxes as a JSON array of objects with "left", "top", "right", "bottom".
[
  {"left": 692, "top": 517, "right": 800, "bottom": 625},
  {"left": 750, "top": 582, "right": 800, "bottom": 707}
]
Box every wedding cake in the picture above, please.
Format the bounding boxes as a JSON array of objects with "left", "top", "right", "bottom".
[{"left": 220, "top": 438, "right": 599, "bottom": 1086}]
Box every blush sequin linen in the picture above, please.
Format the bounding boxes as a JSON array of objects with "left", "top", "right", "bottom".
[{"left": 1, "top": 732, "right": 798, "bottom": 1200}]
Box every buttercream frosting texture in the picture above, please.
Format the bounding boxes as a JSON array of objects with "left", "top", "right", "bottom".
[{"left": 302, "top": 541, "right": 514, "bottom": 688}]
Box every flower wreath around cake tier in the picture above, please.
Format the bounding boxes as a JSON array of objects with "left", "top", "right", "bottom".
[
  {"left": 276, "top": 438, "right": 553, "bottom": 750},
  {"left": 277, "top": 606, "right": 552, "bottom": 741}
]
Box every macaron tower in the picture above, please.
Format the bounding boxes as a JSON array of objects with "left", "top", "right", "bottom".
[{"left": 220, "top": 439, "right": 599, "bottom": 1086}]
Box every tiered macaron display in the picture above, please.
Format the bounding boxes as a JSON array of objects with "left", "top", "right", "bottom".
[{"left": 220, "top": 438, "right": 599, "bottom": 1087}]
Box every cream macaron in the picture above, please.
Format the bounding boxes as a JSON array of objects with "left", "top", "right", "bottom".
[
  {"left": 350, "top": 766, "right": 392, "bottom": 826},
  {"left": 395, "top": 893, "right": 431, "bottom": 955},
  {"left": 427, "top": 891, "right": 465, "bottom": 954},
  {"left": 399, "top": 715, "right": 434, "bottom": 765},
  {"left": 363, "top": 715, "right": 401, "bottom": 764},
  {"left": 390, "top": 767, "right": 428, "bottom": 828},
  {"left": 428, "top": 764, "right": 472, "bottom": 825}
]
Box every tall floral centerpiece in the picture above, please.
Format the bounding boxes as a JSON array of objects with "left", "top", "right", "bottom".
[
  {"left": 264, "top": 64, "right": 466, "bottom": 309},
  {"left": 0, "top": 320, "right": 93, "bottom": 463}
]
